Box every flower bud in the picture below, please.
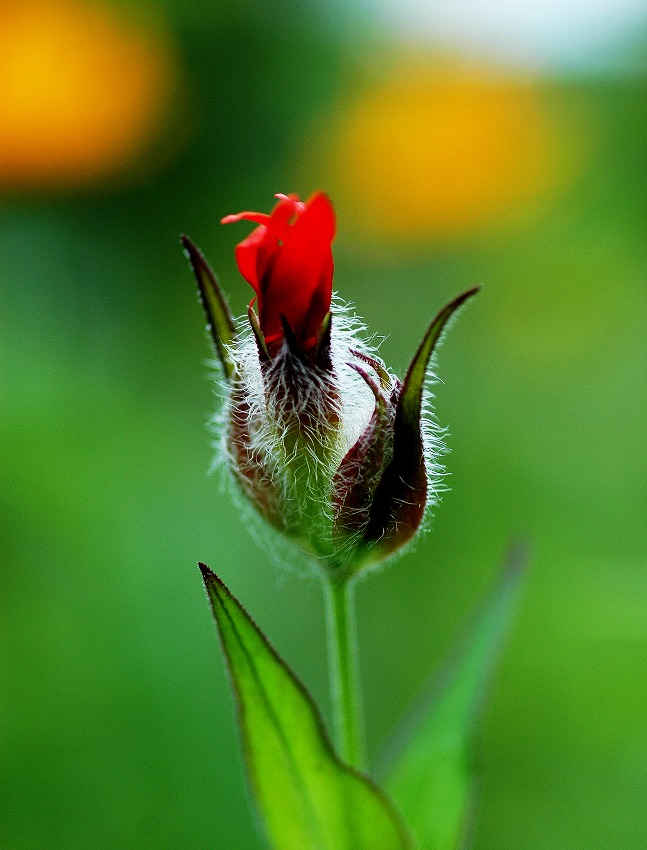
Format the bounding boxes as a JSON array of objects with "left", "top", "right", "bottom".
[{"left": 182, "top": 193, "right": 477, "bottom": 576}]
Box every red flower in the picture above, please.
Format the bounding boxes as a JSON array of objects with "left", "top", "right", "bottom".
[{"left": 222, "top": 192, "right": 335, "bottom": 356}]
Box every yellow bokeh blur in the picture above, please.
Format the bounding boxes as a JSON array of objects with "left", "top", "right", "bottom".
[
  {"left": 308, "top": 56, "right": 579, "bottom": 242},
  {"left": 0, "top": 0, "right": 178, "bottom": 189}
]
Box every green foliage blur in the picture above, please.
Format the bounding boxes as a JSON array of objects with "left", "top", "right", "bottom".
[{"left": 1, "top": 1, "right": 646, "bottom": 848}]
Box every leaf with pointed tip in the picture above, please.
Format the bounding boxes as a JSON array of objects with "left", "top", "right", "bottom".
[
  {"left": 379, "top": 542, "right": 528, "bottom": 850},
  {"left": 181, "top": 235, "right": 237, "bottom": 380},
  {"left": 200, "top": 564, "right": 414, "bottom": 850}
]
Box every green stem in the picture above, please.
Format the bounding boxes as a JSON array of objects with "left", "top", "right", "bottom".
[{"left": 324, "top": 576, "right": 364, "bottom": 769}]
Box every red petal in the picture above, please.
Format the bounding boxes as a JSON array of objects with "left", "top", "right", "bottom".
[
  {"left": 223, "top": 192, "right": 336, "bottom": 354},
  {"left": 233, "top": 224, "right": 268, "bottom": 291},
  {"left": 266, "top": 194, "right": 305, "bottom": 242},
  {"left": 260, "top": 192, "right": 335, "bottom": 349},
  {"left": 223, "top": 196, "right": 304, "bottom": 291}
]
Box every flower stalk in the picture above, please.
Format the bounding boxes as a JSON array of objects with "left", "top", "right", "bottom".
[{"left": 325, "top": 575, "right": 364, "bottom": 769}]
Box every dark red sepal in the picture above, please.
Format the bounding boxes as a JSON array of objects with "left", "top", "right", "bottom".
[
  {"left": 362, "top": 287, "right": 480, "bottom": 556},
  {"left": 332, "top": 361, "right": 393, "bottom": 542}
]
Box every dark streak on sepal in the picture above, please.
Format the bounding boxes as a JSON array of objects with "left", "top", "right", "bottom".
[
  {"left": 279, "top": 314, "right": 308, "bottom": 363},
  {"left": 315, "top": 312, "right": 333, "bottom": 371},
  {"left": 332, "top": 363, "right": 393, "bottom": 541},
  {"left": 247, "top": 302, "right": 270, "bottom": 363},
  {"left": 181, "top": 234, "right": 237, "bottom": 381},
  {"left": 349, "top": 349, "right": 391, "bottom": 390},
  {"left": 348, "top": 362, "right": 387, "bottom": 410}
]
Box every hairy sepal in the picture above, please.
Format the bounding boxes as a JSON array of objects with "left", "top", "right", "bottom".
[
  {"left": 362, "top": 287, "right": 480, "bottom": 560},
  {"left": 181, "top": 235, "right": 237, "bottom": 381},
  {"left": 329, "top": 288, "right": 479, "bottom": 571},
  {"left": 222, "top": 302, "right": 378, "bottom": 563}
]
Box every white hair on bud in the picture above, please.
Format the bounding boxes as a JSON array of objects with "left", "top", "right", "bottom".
[
  {"left": 223, "top": 295, "right": 386, "bottom": 477},
  {"left": 207, "top": 294, "right": 448, "bottom": 570},
  {"left": 419, "top": 363, "right": 449, "bottom": 530}
]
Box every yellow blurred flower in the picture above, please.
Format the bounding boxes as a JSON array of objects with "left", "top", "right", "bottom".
[
  {"left": 0, "top": 0, "right": 179, "bottom": 189},
  {"left": 305, "top": 57, "right": 575, "bottom": 243}
]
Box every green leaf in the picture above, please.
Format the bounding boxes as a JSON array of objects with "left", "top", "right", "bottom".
[
  {"left": 199, "top": 564, "right": 414, "bottom": 850},
  {"left": 181, "top": 235, "right": 237, "bottom": 381},
  {"left": 379, "top": 542, "right": 528, "bottom": 850}
]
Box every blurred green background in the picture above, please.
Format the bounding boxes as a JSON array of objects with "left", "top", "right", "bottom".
[{"left": 1, "top": 0, "right": 646, "bottom": 847}]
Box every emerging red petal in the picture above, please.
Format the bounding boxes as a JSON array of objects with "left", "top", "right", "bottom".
[
  {"left": 223, "top": 191, "right": 336, "bottom": 356},
  {"left": 232, "top": 224, "right": 269, "bottom": 291},
  {"left": 221, "top": 211, "right": 272, "bottom": 227},
  {"left": 263, "top": 193, "right": 334, "bottom": 350}
]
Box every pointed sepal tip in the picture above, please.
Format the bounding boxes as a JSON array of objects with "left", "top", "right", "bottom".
[{"left": 181, "top": 234, "right": 237, "bottom": 381}]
